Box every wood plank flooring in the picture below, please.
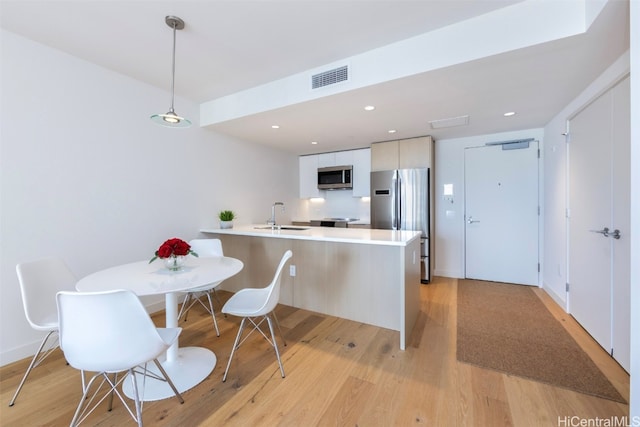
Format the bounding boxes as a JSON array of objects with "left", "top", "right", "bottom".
[{"left": 0, "top": 277, "right": 629, "bottom": 426}]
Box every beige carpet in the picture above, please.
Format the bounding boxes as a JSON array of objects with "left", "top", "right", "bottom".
[{"left": 456, "top": 279, "right": 625, "bottom": 403}]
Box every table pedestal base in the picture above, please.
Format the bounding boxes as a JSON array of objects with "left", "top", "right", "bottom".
[{"left": 123, "top": 347, "right": 216, "bottom": 401}]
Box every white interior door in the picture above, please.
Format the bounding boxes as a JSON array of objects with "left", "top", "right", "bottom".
[
  {"left": 610, "top": 77, "right": 630, "bottom": 371},
  {"left": 568, "top": 91, "right": 612, "bottom": 353},
  {"left": 464, "top": 141, "right": 539, "bottom": 285},
  {"left": 568, "top": 76, "right": 630, "bottom": 371}
]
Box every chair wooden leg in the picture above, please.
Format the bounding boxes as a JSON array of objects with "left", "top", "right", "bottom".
[
  {"left": 223, "top": 318, "right": 247, "bottom": 382},
  {"left": 266, "top": 315, "right": 285, "bottom": 378}
]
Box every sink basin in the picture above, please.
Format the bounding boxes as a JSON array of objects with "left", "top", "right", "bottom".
[{"left": 254, "top": 226, "right": 309, "bottom": 231}]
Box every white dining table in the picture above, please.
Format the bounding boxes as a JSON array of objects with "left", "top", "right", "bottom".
[{"left": 76, "top": 255, "right": 243, "bottom": 401}]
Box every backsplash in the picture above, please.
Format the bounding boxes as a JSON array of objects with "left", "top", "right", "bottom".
[{"left": 293, "top": 190, "right": 370, "bottom": 223}]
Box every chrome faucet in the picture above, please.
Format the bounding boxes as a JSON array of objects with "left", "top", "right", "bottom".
[{"left": 267, "top": 202, "right": 285, "bottom": 226}]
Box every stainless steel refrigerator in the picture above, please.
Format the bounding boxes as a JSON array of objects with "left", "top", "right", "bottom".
[{"left": 371, "top": 168, "right": 430, "bottom": 283}]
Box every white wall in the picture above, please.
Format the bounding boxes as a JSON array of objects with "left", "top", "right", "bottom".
[
  {"left": 433, "top": 129, "right": 544, "bottom": 279},
  {"left": 629, "top": 0, "right": 639, "bottom": 416},
  {"left": 0, "top": 30, "right": 298, "bottom": 365},
  {"left": 542, "top": 51, "right": 630, "bottom": 306}
]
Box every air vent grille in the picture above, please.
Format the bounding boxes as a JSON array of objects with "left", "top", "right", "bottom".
[
  {"left": 312, "top": 65, "right": 348, "bottom": 89},
  {"left": 429, "top": 115, "right": 469, "bottom": 129}
]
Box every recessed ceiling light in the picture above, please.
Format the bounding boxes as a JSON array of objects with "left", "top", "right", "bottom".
[
  {"left": 388, "top": 129, "right": 397, "bottom": 134},
  {"left": 504, "top": 111, "right": 516, "bottom": 117},
  {"left": 271, "top": 125, "right": 280, "bottom": 129},
  {"left": 311, "top": 141, "right": 318, "bottom": 145},
  {"left": 364, "top": 105, "right": 375, "bottom": 111}
]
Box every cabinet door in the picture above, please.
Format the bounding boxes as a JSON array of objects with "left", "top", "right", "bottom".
[
  {"left": 399, "top": 136, "right": 432, "bottom": 169},
  {"left": 318, "top": 153, "right": 336, "bottom": 167},
  {"left": 299, "top": 155, "right": 322, "bottom": 198},
  {"left": 352, "top": 148, "right": 371, "bottom": 197},
  {"left": 371, "top": 140, "right": 399, "bottom": 171},
  {"left": 335, "top": 150, "right": 354, "bottom": 166}
]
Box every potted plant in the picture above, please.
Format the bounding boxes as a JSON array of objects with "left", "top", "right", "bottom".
[{"left": 219, "top": 210, "right": 235, "bottom": 229}]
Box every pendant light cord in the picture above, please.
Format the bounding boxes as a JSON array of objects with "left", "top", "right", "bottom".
[
  {"left": 150, "top": 15, "right": 190, "bottom": 127},
  {"left": 169, "top": 20, "right": 177, "bottom": 112}
]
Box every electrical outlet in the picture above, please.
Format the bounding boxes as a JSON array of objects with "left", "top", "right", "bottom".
[{"left": 289, "top": 265, "right": 296, "bottom": 277}]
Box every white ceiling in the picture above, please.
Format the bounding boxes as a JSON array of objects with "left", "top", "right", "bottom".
[{"left": 0, "top": 0, "right": 629, "bottom": 155}]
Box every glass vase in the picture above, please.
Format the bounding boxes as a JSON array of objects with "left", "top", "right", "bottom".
[{"left": 164, "top": 255, "right": 185, "bottom": 271}]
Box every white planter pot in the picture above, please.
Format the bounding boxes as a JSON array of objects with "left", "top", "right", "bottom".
[{"left": 220, "top": 220, "right": 233, "bottom": 229}]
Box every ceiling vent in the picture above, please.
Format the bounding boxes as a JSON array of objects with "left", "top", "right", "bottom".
[
  {"left": 312, "top": 65, "right": 349, "bottom": 89},
  {"left": 429, "top": 115, "right": 469, "bottom": 129}
]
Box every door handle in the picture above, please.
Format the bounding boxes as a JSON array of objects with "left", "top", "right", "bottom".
[
  {"left": 467, "top": 216, "right": 480, "bottom": 224},
  {"left": 590, "top": 227, "right": 610, "bottom": 237},
  {"left": 589, "top": 227, "right": 622, "bottom": 239}
]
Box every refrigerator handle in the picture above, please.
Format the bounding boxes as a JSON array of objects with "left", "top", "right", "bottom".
[{"left": 394, "top": 172, "right": 401, "bottom": 230}]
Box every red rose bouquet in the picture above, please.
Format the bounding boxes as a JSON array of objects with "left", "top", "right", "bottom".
[{"left": 149, "top": 238, "right": 199, "bottom": 264}]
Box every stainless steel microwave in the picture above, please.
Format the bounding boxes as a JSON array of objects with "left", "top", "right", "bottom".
[{"left": 317, "top": 165, "right": 353, "bottom": 190}]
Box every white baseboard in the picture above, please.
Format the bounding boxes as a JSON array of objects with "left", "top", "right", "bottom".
[
  {"left": 541, "top": 282, "right": 568, "bottom": 311},
  {"left": 433, "top": 269, "right": 463, "bottom": 278},
  {"left": 0, "top": 340, "right": 47, "bottom": 367}
]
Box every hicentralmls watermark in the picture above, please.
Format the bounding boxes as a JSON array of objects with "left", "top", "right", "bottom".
[{"left": 558, "top": 416, "right": 640, "bottom": 427}]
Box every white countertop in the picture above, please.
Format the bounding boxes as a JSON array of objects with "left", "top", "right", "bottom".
[{"left": 200, "top": 225, "right": 420, "bottom": 246}]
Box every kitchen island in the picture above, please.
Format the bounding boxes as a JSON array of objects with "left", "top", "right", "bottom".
[{"left": 200, "top": 225, "right": 421, "bottom": 350}]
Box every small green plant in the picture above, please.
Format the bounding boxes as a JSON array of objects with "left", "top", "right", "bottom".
[{"left": 218, "top": 210, "right": 235, "bottom": 221}]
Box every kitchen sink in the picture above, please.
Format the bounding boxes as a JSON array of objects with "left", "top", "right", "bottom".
[{"left": 254, "top": 225, "right": 309, "bottom": 231}]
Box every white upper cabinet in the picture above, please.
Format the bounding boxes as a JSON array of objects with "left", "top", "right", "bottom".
[
  {"left": 335, "top": 150, "right": 354, "bottom": 166},
  {"left": 318, "top": 150, "right": 354, "bottom": 168},
  {"left": 299, "top": 155, "right": 322, "bottom": 198},
  {"left": 299, "top": 148, "right": 371, "bottom": 198},
  {"left": 318, "top": 153, "right": 336, "bottom": 167},
  {"left": 351, "top": 148, "right": 371, "bottom": 197}
]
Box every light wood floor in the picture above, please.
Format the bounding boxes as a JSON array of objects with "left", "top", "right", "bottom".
[{"left": 0, "top": 277, "right": 629, "bottom": 426}]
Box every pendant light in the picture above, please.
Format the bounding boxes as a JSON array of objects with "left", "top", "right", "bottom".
[{"left": 151, "top": 16, "right": 191, "bottom": 128}]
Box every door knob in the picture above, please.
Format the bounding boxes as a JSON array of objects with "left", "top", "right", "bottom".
[
  {"left": 611, "top": 229, "right": 621, "bottom": 240},
  {"left": 467, "top": 216, "right": 480, "bottom": 224}
]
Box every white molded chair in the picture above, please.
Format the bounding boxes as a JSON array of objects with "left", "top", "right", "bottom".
[
  {"left": 10, "top": 257, "right": 77, "bottom": 407},
  {"left": 57, "top": 290, "right": 184, "bottom": 427},
  {"left": 222, "top": 250, "right": 292, "bottom": 382},
  {"left": 177, "top": 239, "right": 225, "bottom": 336}
]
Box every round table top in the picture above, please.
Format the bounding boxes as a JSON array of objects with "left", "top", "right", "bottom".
[{"left": 76, "top": 256, "right": 243, "bottom": 296}]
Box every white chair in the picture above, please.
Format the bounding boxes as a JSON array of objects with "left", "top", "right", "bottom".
[
  {"left": 57, "top": 290, "right": 184, "bottom": 427},
  {"left": 222, "top": 250, "right": 292, "bottom": 382},
  {"left": 10, "top": 257, "right": 77, "bottom": 407},
  {"left": 177, "top": 239, "right": 225, "bottom": 336}
]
